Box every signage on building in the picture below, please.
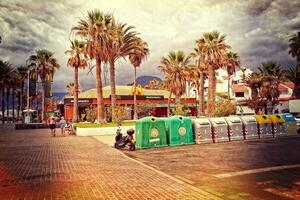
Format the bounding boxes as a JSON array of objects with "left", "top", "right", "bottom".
[
  {"left": 64, "top": 98, "right": 93, "bottom": 104},
  {"left": 113, "top": 95, "right": 164, "bottom": 100}
]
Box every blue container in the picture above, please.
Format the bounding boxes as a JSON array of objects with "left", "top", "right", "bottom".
[{"left": 279, "top": 113, "right": 297, "bottom": 135}]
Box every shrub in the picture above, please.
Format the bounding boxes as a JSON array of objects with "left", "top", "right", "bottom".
[
  {"left": 112, "top": 105, "right": 130, "bottom": 126},
  {"left": 171, "top": 105, "right": 190, "bottom": 116},
  {"left": 210, "top": 100, "right": 236, "bottom": 117}
]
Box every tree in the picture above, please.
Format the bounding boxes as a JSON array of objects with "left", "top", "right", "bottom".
[
  {"left": 159, "top": 51, "right": 191, "bottom": 105},
  {"left": 0, "top": 60, "right": 13, "bottom": 123},
  {"left": 66, "top": 82, "right": 82, "bottom": 96},
  {"left": 225, "top": 51, "right": 240, "bottom": 99},
  {"left": 17, "top": 66, "right": 29, "bottom": 120},
  {"left": 191, "top": 45, "right": 208, "bottom": 116},
  {"left": 189, "top": 64, "right": 207, "bottom": 116},
  {"left": 65, "top": 40, "right": 88, "bottom": 122},
  {"left": 284, "top": 65, "right": 297, "bottom": 97},
  {"left": 144, "top": 79, "right": 161, "bottom": 89},
  {"left": 72, "top": 9, "right": 114, "bottom": 123},
  {"left": 247, "top": 62, "right": 286, "bottom": 114},
  {"left": 288, "top": 32, "right": 300, "bottom": 99},
  {"left": 196, "top": 31, "right": 230, "bottom": 115},
  {"left": 27, "top": 49, "right": 60, "bottom": 122},
  {"left": 8, "top": 70, "right": 21, "bottom": 122},
  {"left": 106, "top": 21, "right": 138, "bottom": 122},
  {"left": 129, "top": 37, "right": 149, "bottom": 120}
]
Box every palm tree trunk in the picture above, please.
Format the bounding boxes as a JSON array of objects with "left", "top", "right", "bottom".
[
  {"left": 294, "top": 64, "right": 300, "bottom": 99},
  {"left": 17, "top": 91, "right": 20, "bottom": 121},
  {"left": 167, "top": 91, "right": 172, "bottom": 117},
  {"left": 73, "top": 66, "right": 79, "bottom": 122},
  {"left": 175, "top": 95, "right": 181, "bottom": 105},
  {"left": 199, "top": 73, "right": 205, "bottom": 116},
  {"left": 1, "top": 89, "right": 4, "bottom": 124},
  {"left": 6, "top": 88, "right": 9, "bottom": 123},
  {"left": 42, "top": 82, "right": 45, "bottom": 123},
  {"left": 228, "top": 75, "right": 231, "bottom": 99},
  {"left": 12, "top": 88, "right": 15, "bottom": 123},
  {"left": 133, "top": 66, "right": 138, "bottom": 120},
  {"left": 109, "top": 61, "right": 116, "bottom": 122},
  {"left": 96, "top": 58, "right": 105, "bottom": 123},
  {"left": 207, "top": 68, "right": 214, "bottom": 116},
  {"left": 20, "top": 80, "right": 24, "bottom": 120}
]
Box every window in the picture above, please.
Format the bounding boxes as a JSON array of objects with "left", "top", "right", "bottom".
[{"left": 235, "top": 92, "right": 244, "bottom": 97}]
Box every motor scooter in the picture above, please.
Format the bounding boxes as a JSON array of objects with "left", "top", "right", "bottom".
[{"left": 114, "top": 127, "right": 135, "bottom": 151}]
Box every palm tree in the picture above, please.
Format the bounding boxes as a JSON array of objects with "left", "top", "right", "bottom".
[
  {"left": 160, "top": 76, "right": 173, "bottom": 116},
  {"left": 9, "top": 70, "right": 21, "bottom": 122},
  {"left": 240, "top": 67, "right": 247, "bottom": 83},
  {"left": 258, "top": 61, "right": 285, "bottom": 113},
  {"left": 246, "top": 72, "right": 262, "bottom": 99},
  {"left": 191, "top": 45, "right": 209, "bottom": 115},
  {"left": 27, "top": 49, "right": 60, "bottom": 122},
  {"left": 129, "top": 37, "right": 149, "bottom": 120},
  {"left": 196, "top": 31, "right": 230, "bottom": 115},
  {"left": 284, "top": 65, "right": 297, "bottom": 97},
  {"left": 65, "top": 40, "right": 88, "bottom": 122},
  {"left": 66, "top": 82, "right": 82, "bottom": 96},
  {"left": 225, "top": 51, "right": 240, "bottom": 99},
  {"left": 159, "top": 51, "right": 191, "bottom": 105},
  {"left": 106, "top": 21, "right": 138, "bottom": 122},
  {"left": 0, "top": 61, "right": 13, "bottom": 123},
  {"left": 189, "top": 63, "right": 207, "bottom": 116},
  {"left": 72, "top": 9, "right": 114, "bottom": 123},
  {"left": 289, "top": 32, "right": 300, "bottom": 99},
  {"left": 17, "top": 66, "right": 29, "bottom": 120}
]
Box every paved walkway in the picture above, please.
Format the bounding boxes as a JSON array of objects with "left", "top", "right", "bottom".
[{"left": 0, "top": 125, "right": 220, "bottom": 200}]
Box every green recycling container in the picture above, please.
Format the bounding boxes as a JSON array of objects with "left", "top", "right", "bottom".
[
  {"left": 135, "top": 117, "right": 168, "bottom": 149},
  {"left": 165, "top": 115, "right": 194, "bottom": 146}
]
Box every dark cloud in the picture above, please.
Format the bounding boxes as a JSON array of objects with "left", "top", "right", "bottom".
[
  {"left": 247, "top": 0, "right": 273, "bottom": 16},
  {"left": 0, "top": 0, "right": 299, "bottom": 92}
]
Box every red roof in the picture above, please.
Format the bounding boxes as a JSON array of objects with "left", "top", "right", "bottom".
[
  {"left": 283, "top": 82, "right": 295, "bottom": 89},
  {"left": 231, "top": 84, "right": 248, "bottom": 93}
]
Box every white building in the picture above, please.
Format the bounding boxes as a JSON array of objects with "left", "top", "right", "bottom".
[{"left": 186, "top": 68, "right": 295, "bottom": 114}]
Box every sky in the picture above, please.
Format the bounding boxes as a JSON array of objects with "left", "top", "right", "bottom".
[{"left": 0, "top": 0, "right": 299, "bottom": 92}]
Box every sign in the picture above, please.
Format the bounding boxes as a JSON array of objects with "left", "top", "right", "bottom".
[
  {"left": 114, "top": 95, "right": 164, "bottom": 100},
  {"left": 64, "top": 98, "right": 93, "bottom": 104},
  {"left": 130, "top": 84, "right": 144, "bottom": 95}
]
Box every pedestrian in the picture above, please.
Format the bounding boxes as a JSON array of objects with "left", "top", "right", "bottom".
[
  {"left": 60, "top": 116, "right": 66, "bottom": 137},
  {"left": 48, "top": 116, "right": 56, "bottom": 137}
]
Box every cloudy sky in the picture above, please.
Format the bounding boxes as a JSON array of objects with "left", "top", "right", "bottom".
[{"left": 0, "top": 0, "right": 299, "bottom": 92}]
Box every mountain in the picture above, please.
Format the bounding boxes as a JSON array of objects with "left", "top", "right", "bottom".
[{"left": 128, "top": 76, "right": 162, "bottom": 86}]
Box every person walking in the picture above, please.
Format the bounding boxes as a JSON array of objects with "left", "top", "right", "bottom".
[
  {"left": 48, "top": 116, "right": 56, "bottom": 137},
  {"left": 60, "top": 116, "right": 67, "bottom": 137}
]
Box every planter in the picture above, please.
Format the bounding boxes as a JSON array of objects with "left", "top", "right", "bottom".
[{"left": 76, "top": 125, "right": 135, "bottom": 136}]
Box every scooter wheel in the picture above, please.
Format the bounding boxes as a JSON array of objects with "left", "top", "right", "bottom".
[
  {"left": 114, "top": 143, "right": 120, "bottom": 149},
  {"left": 129, "top": 144, "right": 136, "bottom": 151}
]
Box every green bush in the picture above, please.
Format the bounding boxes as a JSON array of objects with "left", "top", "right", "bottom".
[
  {"left": 171, "top": 105, "right": 190, "bottom": 116},
  {"left": 211, "top": 100, "right": 236, "bottom": 117},
  {"left": 112, "top": 105, "right": 130, "bottom": 126}
]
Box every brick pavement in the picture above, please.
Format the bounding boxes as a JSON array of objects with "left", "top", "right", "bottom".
[{"left": 0, "top": 125, "right": 221, "bottom": 200}]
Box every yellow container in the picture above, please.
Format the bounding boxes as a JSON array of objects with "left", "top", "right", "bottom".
[
  {"left": 255, "top": 115, "right": 272, "bottom": 124},
  {"left": 269, "top": 114, "right": 285, "bottom": 123}
]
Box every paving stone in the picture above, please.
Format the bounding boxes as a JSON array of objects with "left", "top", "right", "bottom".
[{"left": 0, "top": 125, "right": 216, "bottom": 199}]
